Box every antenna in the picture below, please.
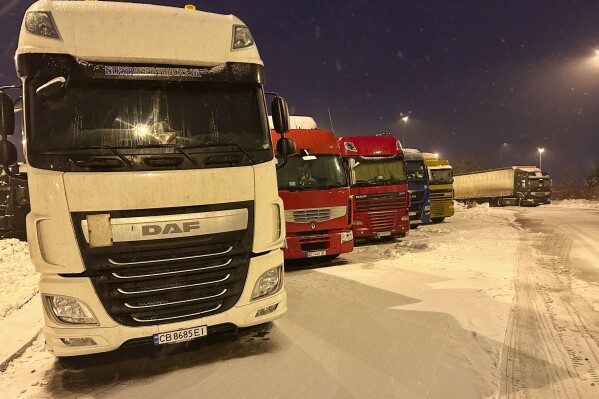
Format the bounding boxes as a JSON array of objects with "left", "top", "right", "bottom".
[{"left": 328, "top": 108, "right": 335, "bottom": 132}]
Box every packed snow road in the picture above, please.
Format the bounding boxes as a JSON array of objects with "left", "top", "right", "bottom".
[{"left": 2, "top": 204, "right": 599, "bottom": 398}]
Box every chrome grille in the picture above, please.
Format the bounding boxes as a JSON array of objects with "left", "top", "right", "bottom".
[
  {"left": 292, "top": 208, "right": 331, "bottom": 223},
  {"left": 368, "top": 210, "right": 397, "bottom": 232},
  {"left": 355, "top": 192, "right": 407, "bottom": 212}
]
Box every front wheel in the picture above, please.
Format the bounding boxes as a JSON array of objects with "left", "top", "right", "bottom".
[
  {"left": 410, "top": 224, "right": 419, "bottom": 229},
  {"left": 431, "top": 217, "right": 445, "bottom": 223}
]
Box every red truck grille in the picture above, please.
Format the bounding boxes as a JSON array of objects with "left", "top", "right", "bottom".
[
  {"left": 355, "top": 192, "right": 407, "bottom": 212},
  {"left": 368, "top": 210, "right": 397, "bottom": 232},
  {"left": 299, "top": 232, "right": 330, "bottom": 252}
]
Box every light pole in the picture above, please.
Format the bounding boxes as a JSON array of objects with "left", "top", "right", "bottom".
[
  {"left": 399, "top": 113, "right": 409, "bottom": 146},
  {"left": 500, "top": 142, "right": 509, "bottom": 167},
  {"left": 538, "top": 147, "right": 545, "bottom": 169}
]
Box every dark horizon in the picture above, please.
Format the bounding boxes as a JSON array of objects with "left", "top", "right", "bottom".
[{"left": 1, "top": 0, "right": 598, "bottom": 182}]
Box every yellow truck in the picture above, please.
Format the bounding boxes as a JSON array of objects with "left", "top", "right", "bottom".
[{"left": 422, "top": 153, "right": 454, "bottom": 223}]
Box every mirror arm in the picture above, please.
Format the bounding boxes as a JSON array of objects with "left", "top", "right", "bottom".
[
  {"left": 3, "top": 164, "right": 27, "bottom": 181},
  {"left": 276, "top": 155, "right": 289, "bottom": 170}
]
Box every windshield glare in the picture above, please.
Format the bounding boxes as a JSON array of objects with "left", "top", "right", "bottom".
[
  {"left": 276, "top": 154, "right": 347, "bottom": 190},
  {"left": 27, "top": 79, "right": 269, "bottom": 154},
  {"left": 406, "top": 160, "right": 426, "bottom": 183},
  {"left": 429, "top": 168, "right": 453, "bottom": 184},
  {"left": 354, "top": 159, "right": 407, "bottom": 185}
]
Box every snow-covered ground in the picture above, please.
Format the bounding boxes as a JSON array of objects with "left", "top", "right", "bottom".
[
  {"left": 546, "top": 199, "right": 599, "bottom": 209},
  {"left": 1, "top": 204, "right": 598, "bottom": 398},
  {"left": 0, "top": 239, "right": 37, "bottom": 319}
]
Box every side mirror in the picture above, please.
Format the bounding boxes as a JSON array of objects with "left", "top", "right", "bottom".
[
  {"left": 0, "top": 91, "right": 15, "bottom": 137},
  {"left": 271, "top": 96, "right": 289, "bottom": 134},
  {"left": 347, "top": 158, "right": 357, "bottom": 185},
  {"left": 276, "top": 137, "right": 296, "bottom": 157},
  {"left": 0, "top": 139, "right": 18, "bottom": 166}
]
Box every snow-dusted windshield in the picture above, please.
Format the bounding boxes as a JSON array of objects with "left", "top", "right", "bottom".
[
  {"left": 353, "top": 159, "right": 407, "bottom": 186},
  {"left": 428, "top": 168, "right": 453, "bottom": 184},
  {"left": 529, "top": 178, "right": 551, "bottom": 189},
  {"left": 406, "top": 160, "right": 427, "bottom": 183},
  {"left": 27, "top": 79, "right": 269, "bottom": 154},
  {"left": 276, "top": 154, "right": 347, "bottom": 191}
]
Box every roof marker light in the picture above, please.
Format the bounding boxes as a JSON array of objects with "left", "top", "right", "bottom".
[
  {"left": 232, "top": 25, "right": 255, "bottom": 49},
  {"left": 185, "top": 5, "right": 196, "bottom": 10},
  {"left": 25, "top": 11, "right": 61, "bottom": 40},
  {"left": 344, "top": 142, "right": 357, "bottom": 152}
]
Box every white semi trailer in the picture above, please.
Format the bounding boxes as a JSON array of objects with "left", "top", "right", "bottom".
[
  {"left": 0, "top": 0, "right": 296, "bottom": 357},
  {"left": 454, "top": 166, "right": 551, "bottom": 207}
]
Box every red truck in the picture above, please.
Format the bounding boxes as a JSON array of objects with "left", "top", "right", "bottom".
[
  {"left": 338, "top": 135, "right": 410, "bottom": 240},
  {"left": 272, "top": 128, "right": 354, "bottom": 259}
]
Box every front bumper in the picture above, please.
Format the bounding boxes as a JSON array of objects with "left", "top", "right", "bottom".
[
  {"left": 283, "top": 230, "right": 354, "bottom": 259},
  {"left": 40, "top": 250, "right": 287, "bottom": 357}
]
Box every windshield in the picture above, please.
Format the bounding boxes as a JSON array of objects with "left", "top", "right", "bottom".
[
  {"left": 353, "top": 159, "right": 407, "bottom": 186},
  {"left": 529, "top": 178, "right": 551, "bottom": 189},
  {"left": 406, "top": 160, "right": 427, "bottom": 183},
  {"left": 27, "top": 79, "right": 269, "bottom": 154},
  {"left": 276, "top": 154, "right": 347, "bottom": 191},
  {"left": 428, "top": 168, "right": 453, "bottom": 184}
]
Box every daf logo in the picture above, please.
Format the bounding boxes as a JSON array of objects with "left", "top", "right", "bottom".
[
  {"left": 355, "top": 195, "right": 367, "bottom": 199},
  {"left": 142, "top": 221, "right": 200, "bottom": 236},
  {"left": 309, "top": 221, "right": 317, "bottom": 230}
]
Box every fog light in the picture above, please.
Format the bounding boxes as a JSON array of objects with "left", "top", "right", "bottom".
[
  {"left": 256, "top": 303, "right": 279, "bottom": 317},
  {"left": 401, "top": 216, "right": 410, "bottom": 221},
  {"left": 45, "top": 295, "right": 98, "bottom": 325},
  {"left": 60, "top": 337, "right": 97, "bottom": 347},
  {"left": 353, "top": 220, "right": 363, "bottom": 226},
  {"left": 424, "top": 205, "right": 430, "bottom": 211},
  {"left": 340, "top": 231, "right": 353, "bottom": 243},
  {"left": 251, "top": 266, "right": 282, "bottom": 300}
]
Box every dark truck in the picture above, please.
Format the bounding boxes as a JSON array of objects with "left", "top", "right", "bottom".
[{"left": 454, "top": 166, "right": 551, "bottom": 207}]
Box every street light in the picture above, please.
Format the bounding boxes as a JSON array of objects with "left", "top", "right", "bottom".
[{"left": 538, "top": 147, "right": 545, "bottom": 169}]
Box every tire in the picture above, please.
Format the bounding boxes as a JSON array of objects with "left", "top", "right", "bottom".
[
  {"left": 431, "top": 217, "right": 445, "bottom": 223},
  {"left": 410, "top": 224, "right": 419, "bottom": 229},
  {"left": 517, "top": 197, "right": 523, "bottom": 207}
]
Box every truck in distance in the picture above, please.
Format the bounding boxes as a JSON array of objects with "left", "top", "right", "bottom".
[
  {"left": 422, "top": 153, "right": 455, "bottom": 223},
  {"left": 0, "top": 0, "right": 295, "bottom": 357},
  {"left": 454, "top": 166, "right": 551, "bottom": 206},
  {"left": 402, "top": 148, "right": 431, "bottom": 227},
  {"left": 338, "top": 134, "right": 410, "bottom": 240},
  {"left": 272, "top": 123, "right": 353, "bottom": 259}
]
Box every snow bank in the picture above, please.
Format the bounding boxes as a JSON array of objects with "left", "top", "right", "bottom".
[
  {"left": 0, "top": 239, "right": 38, "bottom": 319},
  {"left": 546, "top": 199, "right": 599, "bottom": 209}
]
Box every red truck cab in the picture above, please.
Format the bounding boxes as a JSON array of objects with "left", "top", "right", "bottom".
[
  {"left": 338, "top": 135, "right": 410, "bottom": 240},
  {"left": 272, "top": 129, "right": 354, "bottom": 259}
]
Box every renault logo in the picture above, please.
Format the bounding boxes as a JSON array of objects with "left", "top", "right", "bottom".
[{"left": 310, "top": 221, "right": 317, "bottom": 230}]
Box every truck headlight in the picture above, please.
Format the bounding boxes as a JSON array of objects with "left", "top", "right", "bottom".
[
  {"left": 401, "top": 216, "right": 410, "bottom": 221},
  {"left": 340, "top": 231, "right": 353, "bottom": 243},
  {"left": 424, "top": 205, "right": 430, "bottom": 211},
  {"left": 353, "top": 220, "right": 363, "bottom": 226},
  {"left": 251, "top": 266, "right": 283, "bottom": 300},
  {"left": 45, "top": 295, "right": 98, "bottom": 325}
]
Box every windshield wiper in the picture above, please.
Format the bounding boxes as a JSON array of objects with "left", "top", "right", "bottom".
[{"left": 182, "top": 142, "right": 255, "bottom": 164}]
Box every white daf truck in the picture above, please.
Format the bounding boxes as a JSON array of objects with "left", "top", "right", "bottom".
[{"left": 0, "top": 0, "right": 295, "bottom": 357}]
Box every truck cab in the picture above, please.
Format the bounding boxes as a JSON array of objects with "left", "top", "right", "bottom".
[
  {"left": 423, "top": 153, "right": 455, "bottom": 223},
  {"left": 272, "top": 124, "right": 353, "bottom": 259},
  {"left": 0, "top": 0, "right": 293, "bottom": 357},
  {"left": 338, "top": 135, "right": 410, "bottom": 240},
  {"left": 515, "top": 167, "right": 552, "bottom": 206},
  {"left": 403, "top": 148, "right": 431, "bottom": 227}
]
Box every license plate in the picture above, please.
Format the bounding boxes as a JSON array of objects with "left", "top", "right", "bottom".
[
  {"left": 306, "top": 250, "right": 327, "bottom": 258},
  {"left": 153, "top": 325, "right": 207, "bottom": 345},
  {"left": 377, "top": 231, "right": 392, "bottom": 237}
]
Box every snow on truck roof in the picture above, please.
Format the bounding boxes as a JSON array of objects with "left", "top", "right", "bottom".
[
  {"left": 18, "top": 0, "right": 261, "bottom": 67},
  {"left": 402, "top": 148, "right": 424, "bottom": 161}
]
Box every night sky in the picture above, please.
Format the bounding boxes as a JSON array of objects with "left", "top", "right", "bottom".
[{"left": 1, "top": 0, "right": 598, "bottom": 181}]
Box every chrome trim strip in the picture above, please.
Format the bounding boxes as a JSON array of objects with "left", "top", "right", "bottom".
[
  {"left": 124, "top": 289, "right": 228, "bottom": 309},
  {"left": 132, "top": 304, "right": 223, "bottom": 323},
  {"left": 107, "top": 246, "right": 233, "bottom": 266},
  {"left": 116, "top": 274, "right": 231, "bottom": 295},
  {"left": 111, "top": 259, "right": 233, "bottom": 279}
]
